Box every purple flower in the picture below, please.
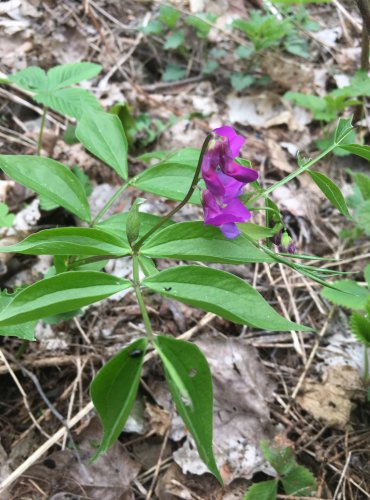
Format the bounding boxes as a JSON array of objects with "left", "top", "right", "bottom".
[{"left": 201, "top": 126, "right": 258, "bottom": 239}]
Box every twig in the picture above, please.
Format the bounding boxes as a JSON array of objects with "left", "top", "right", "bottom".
[
  {"left": 0, "top": 401, "right": 94, "bottom": 493},
  {"left": 290, "top": 307, "right": 336, "bottom": 403}
]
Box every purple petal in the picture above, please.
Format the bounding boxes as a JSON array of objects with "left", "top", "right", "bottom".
[
  {"left": 217, "top": 172, "right": 245, "bottom": 202},
  {"left": 220, "top": 223, "right": 241, "bottom": 239},
  {"left": 222, "top": 159, "right": 259, "bottom": 183},
  {"left": 202, "top": 191, "right": 251, "bottom": 226},
  {"left": 213, "top": 126, "right": 245, "bottom": 157},
  {"left": 201, "top": 146, "right": 225, "bottom": 196}
]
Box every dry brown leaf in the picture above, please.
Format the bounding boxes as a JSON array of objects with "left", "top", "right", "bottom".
[
  {"left": 145, "top": 403, "right": 171, "bottom": 436},
  {"left": 260, "top": 53, "right": 312, "bottom": 91},
  {"left": 297, "top": 365, "right": 365, "bottom": 430},
  {"left": 227, "top": 93, "right": 310, "bottom": 131},
  {"left": 10, "top": 417, "right": 140, "bottom": 499}
]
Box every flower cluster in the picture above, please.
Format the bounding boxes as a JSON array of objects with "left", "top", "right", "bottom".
[{"left": 201, "top": 126, "right": 258, "bottom": 239}]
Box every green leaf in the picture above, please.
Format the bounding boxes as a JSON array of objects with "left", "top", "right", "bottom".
[
  {"left": 239, "top": 222, "right": 281, "bottom": 241},
  {"left": 230, "top": 73, "right": 255, "bottom": 92},
  {"left": 282, "top": 465, "right": 316, "bottom": 496},
  {"left": 47, "top": 62, "right": 101, "bottom": 90},
  {"left": 143, "top": 266, "right": 311, "bottom": 331},
  {"left": 0, "top": 272, "right": 131, "bottom": 326},
  {"left": 34, "top": 87, "right": 102, "bottom": 120},
  {"left": 203, "top": 60, "right": 219, "bottom": 74},
  {"left": 0, "top": 202, "right": 15, "bottom": 228},
  {"left": 142, "top": 19, "right": 164, "bottom": 35},
  {"left": 348, "top": 171, "right": 370, "bottom": 200},
  {"left": 235, "top": 44, "right": 254, "bottom": 59},
  {"left": 141, "top": 221, "right": 274, "bottom": 263},
  {"left": 131, "top": 162, "right": 200, "bottom": 203},
  {"left": 97, "top": 211, "right": 174, "bottom": 240},
  {"left": 334, "top": 117, "right": 354, "bottom": 144},
  {"left": 72, "top": 165, "right": 93, "bottom": 197},
  {"left": 139, "top": 256, "right": 159, "bottom": 277},
  {"left": 76, "top": 109, "right": 128, "bottom": 180},
  {"left": 261, "top": 441, "right": 295, "bottom": 475},
  {"left": 90, "top": 337, "right": 148, "bottom": 458},
  {"left": 307, "top": 170, "right": 350, "bottom": 216},
  {"left": 8, "top": 66, "right": 47, "bottom": 91},
  {"left": 186, "top": 13, "right": 217, "bottom": 38},
  {"left": 340, "top": 144, "right": 370, "bottom": 162},
  {"left": 159, "top": 4, "right": 180, "bottom": 28},
  {"left": 244, "top": 480, "right": 278, "bottom": 500},
  {"left": 154, "top": 335, "right": 221, "bottom": 482},
  {"left": 164, "top": 31, "right": 185, "bottom": 50},
  {"left": 350, "top": 312, "right": 370, "bottom": 346},
  {"left": 321, "top": 279, "right": 369, "bottom": 310},
  {"left": 0, "top": 292, "right": 36, "bottom": 340},
  {"left": 356, "top": 199, "right": 370, "bottom": 235},
  {"left": 0, "top": 155, "right": 91, "bottom": 222},
  {"left": 162, "top": 64, "right": 186, "bottom": 82},
  {"left": 365, "top": 264, "right": 370, "bottom": 288},
  {"left": 0, "top": 227, "right": 130, "bottom": 257}
]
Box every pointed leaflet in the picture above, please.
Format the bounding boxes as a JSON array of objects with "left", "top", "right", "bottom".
[
  {"left": 244, "top": 480, "right": 278, "bottom": 500},
  {"left": 0, "top": 272, "right": 131, "bottom": 326},
  {"left": 350, "top": 312, "right": 370, "bottom": 346},
  {"left": 143, "top": 266, "right": 310, "bottom": 331},
  {"left": 0, "top": 293, "right": 36, "bottom": 340},
  {"left": 141, "top": 221, "right": 273, "bottom": 263},
  {"left": 321, "top": 279, "right": 369, "bottom": 310},
  {"left": 282, "top": 466, "right": 317, "bottom": 496},
  {"left": 154, "top": 335, "right": 221, "bottom": 482},
  {"left": 130, "top": 163, "right": 201, "bottom": 203},
  {"left": 47, "top": 62, "right": 101, "bottom": 90},
  {"left": 0, "top": 227, "right": 130, "bottom": 257},
  {"left": 76, "top": 109, "right": 128, "bottom": 180},
  {"left": 334, "top": 116, "right": 354, "bottom": 144},
  {"left": 0, "top": 155, "right": 90, "bottom": 222},
  {"left": 90, "top": 338, "right": 148, "bottom": 459},
  {"left": 365, "top": 264, "right": 370, "bottom": 288},
  {"left": 307, "top": 170, "right": 350, "bottom": 216},
  {"left": 34, "top": 88, "right": 101, "bottom": 120},
  {"left": 339, "top": 144, "right": 370, "bottom": 162},
  {"left": 8, "top": 67, "right": 48, "bottom": 91}
]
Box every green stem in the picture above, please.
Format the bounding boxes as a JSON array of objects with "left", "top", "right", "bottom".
[
  {"left": 37, "top": 107, "right": 47, "bottom": 156},
  {"left": 132, "top": 254, "right": 153, "bottom": 341},
  {"left": 364, "top": 345, "right": 369, "bottom": 382},
  {"left": 133, "top": 133, "right": 213, "bottom": 251},
  {"left": 250, "top": 144, "right": 336, "bottom": 204},
  {"left": 91, "top": 182, "right": 129, "bottom": 226}
]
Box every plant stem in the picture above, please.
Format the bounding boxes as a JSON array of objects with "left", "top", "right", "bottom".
[
  {"left": 364, "top": 345, "right": 369, "bottom": 382},
  {"left": 132, "top": 254, "right": 154, "bottom": 341},
  {"left": 249, "top": 143, "right": 336, "bottom": 204},
  {"left": 37, "top": 107, "right": 47, "bottom": 156},
  {"left": 133, "top": 133, "right": 213, "bottom": 251},
  {"left": 90, "top": 182, "right": 129, "bottom": 226}
]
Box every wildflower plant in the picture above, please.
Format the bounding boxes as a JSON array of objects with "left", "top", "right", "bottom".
[{"left": 0, "top": 84, "right": 368, "bottom": 480}]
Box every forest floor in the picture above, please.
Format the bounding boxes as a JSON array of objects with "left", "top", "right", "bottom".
[{"left": 0, "top": 0, "right": 370, "bottom": 498}]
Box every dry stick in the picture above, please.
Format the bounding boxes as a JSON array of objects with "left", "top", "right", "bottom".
[
  {"left": 354, "top": 0, "right": 370, "bottom": 121},
  {"left": 289, "top": 307, "right": 336, "bottom": 403},
  {"left": 0, "top": 312, "right": 215, "bottom": 492},
  {"left": 0, "top": 350, "right": 50, "bottom": 440},
  {"left": 0, "top": 401, "right": 94, "bottom": 493},
  {"left": 0, "top": 354, "right": 100, "bottom": 375},
  {"left": 333, "top": 451, "right": 352, "bottom": 499},
  {"left": 145, "top": 424, "right": 172, "bottom": 499}
]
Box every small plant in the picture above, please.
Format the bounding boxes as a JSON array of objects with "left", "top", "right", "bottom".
[
  {"left": 6, "top": 62, "right": 102, "bottom": 153},
  {"left": 342, "top": 168, "right": 370, "bottom": 239},
  {"left": 0, "top": 81, "right": 366, "bottom": 480},
  {"left": 0, "top": 202, "right": 15, "bottom": 228},
  {"left": 321, "top": 264, "right": 370, "bottom": 381},
  {"left": 244, "top": 440, "right": 317, "bottom": 499}
]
